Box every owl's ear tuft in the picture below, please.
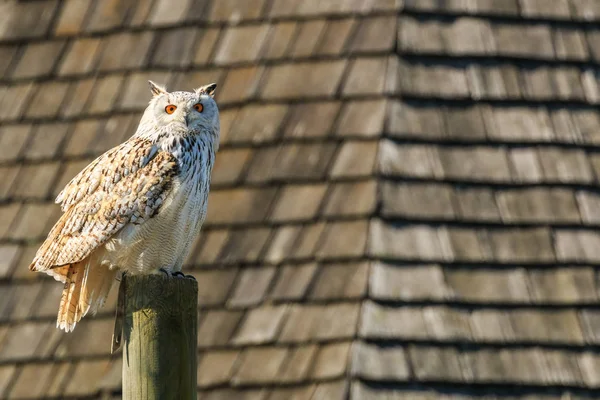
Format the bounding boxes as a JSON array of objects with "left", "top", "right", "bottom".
[
  {"left": 195, "top": 83, "right": 217, "bottom": 98},
  {"left": 148, "top": 80, "right": 168, "bottom": 97}
]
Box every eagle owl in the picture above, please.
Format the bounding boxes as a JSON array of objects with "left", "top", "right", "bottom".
[{"left": 30, "top": 81, "right": 220, "bottom": 332}]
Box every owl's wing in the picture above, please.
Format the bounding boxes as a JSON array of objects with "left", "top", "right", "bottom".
[{"left": 30, "top": 137, "right": 179, "bottom": 272}]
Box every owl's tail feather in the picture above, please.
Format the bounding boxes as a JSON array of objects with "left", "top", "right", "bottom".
[
  {"left": 56, "top": 258, "right": 117, "bottom": 332},
  {"left": 57, "top": 261, "right": 85, "bottom": 332},
  {"left": 81, "top": 261, "right": 118, "bottom": 316}
]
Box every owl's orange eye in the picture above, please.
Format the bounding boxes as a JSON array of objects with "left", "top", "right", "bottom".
[
  {"left": 165, "top": 105, "right": 177, "bottom": 114},
  {"left": 193, "top": 103, "right": 203, "bottom": 112}
]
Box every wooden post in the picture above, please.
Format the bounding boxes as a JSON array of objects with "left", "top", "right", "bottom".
[{"left": 121, "top": 274, "right": 198, "bottom": 400}]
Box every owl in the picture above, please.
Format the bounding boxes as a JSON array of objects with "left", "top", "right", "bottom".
[{"left": 29, "top": 81, "right": 220, "bottom": 332}]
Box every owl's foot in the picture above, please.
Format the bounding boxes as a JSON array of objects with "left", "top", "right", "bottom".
[
  {"left": 172, "top": 271, "right": 196, "bottom": 280},
  {"left": 158, "top": 267, "right": 171, "bottom": 277},
  {"left": 157, "top": 268, "right": 194, "bottom": 279}
]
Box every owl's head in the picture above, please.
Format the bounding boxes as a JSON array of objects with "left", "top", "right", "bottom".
[{"left": 139, "top": 81, "right": 220, "bottom": 143}]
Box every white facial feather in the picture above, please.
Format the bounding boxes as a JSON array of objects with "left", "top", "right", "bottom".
[{"left": 136, "top": 81, "right": 220, "bottom": 147}]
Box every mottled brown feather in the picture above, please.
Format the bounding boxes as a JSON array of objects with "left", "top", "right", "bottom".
[{"left": 30, "top": 137, "right": 178, "bottom": 272}]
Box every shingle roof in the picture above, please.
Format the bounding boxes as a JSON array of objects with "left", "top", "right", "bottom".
[{"left": 1, "top": 0, "right": 600, "bottom": 399}]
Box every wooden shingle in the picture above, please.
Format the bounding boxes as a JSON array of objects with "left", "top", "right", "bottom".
[
  {"left": 54, "top": 0, "right": 92, "bottom": 36},
  {"left": 219, "top": 66, "right": 264, "bottom": 104},
  {"left": 350, "top": 16, "right": 396, "bottom": 52},
  {"left": 510, "top": 309, "right": 584, "bottom": 344},
  {"left": 554, "top": 27, "right": 588, "bottom": 61},
  {"left": 229, "top": 104, "right": 288, "bottom": 144},
  {"left": 9, "top": 204, "right": 56, "bottom": 241},
  {"left": 270, "top": 184, "right": 327, "bottom": 222},
  {"left": 496, "top": 188, "right": 581, "bottom": 223},
  {"left": 370, "top": 221, "right": 448, "bottom": 261},
  {"left": 494, "top": 24, "right": 555, "bottom": 59},
  {"left": 228, "top": 267, "right": 276, "bottom": 308},
  {"left": 520, "top": 0, "right": 571, "bottom": 18},
  {"left": 289, "top": 20, "right": 327, "bottom": 58},
  {"left": 261, "top": 61, "right": 347, "bottom": 100},
  {"left": 208, "top": 0, "right": 266, "bottom": 22},
  {"left": 148, "top": 0, "right": 192, "bottom": 26},
  {"left": 388, "top": 101, "right": 446, "bottom": 139},
  {"left": 152, "top": 28, "right": 199, "bottom": 68},
  {"left": 263, "top": 226, "right": 303, "bottom": 264},
  {"left": 352, "top": 342, "right": 409, "bottom": 381},
  {"left": 0, "top": 322, "right": 49, "bottom": 361},
  {"left": 278, "top": 345, "right": 318, "bottom": 383},
  {"left": 197, "top": 350, "right": 240, "bottom": 388},
  {"left": 343, "top": 57, "right": 389, "bottom": 96},
  {"left": 316, "top": 18, "right": 356, "bottom": 56},
  {"left": 232, "top": 306, "right": 287, "bottom": 345},
  {"left": 12, "top": 41, "right": 65, "bottom": 79},
  {"left": 85, "top": 0, "right": 134, "bottom": 32},
  {"left": 398, "top": 62, "right": 471, "bottom": 98},
  {"left": 446, "top": 268, "right": 530, "bottom": 303},
  {"left": 455, "top": 187, "right": 501, "bottom": 221},
  {"left": 217, "top": 227, "right": 271, "bottom": 263},
  {"left": 197, "top": 310, "right": 244, "bottom": 348},
  {"left": 24, "top": 123, "right": 68, "bottom": 161},
  {"left": 192, "top": 28, "right": 221, "bottom": 66},
  {"left": 466, "top": 348, "right": 546, "bottom": 384},
  {"left": 211, "top": 148, "right": 252, "bottom": 186},
  {"left": 0, "top": 245, "right": 20, "bottom": 279},
  {"left": 309, "top": 262, "right": 369, "bottom": 300},
  {"left": 262, "top": 22, "right": 297, "bottom": 60},
  {"left": 97, "top": 32, "right": 154, "bottom": 72},
  {"left": 398, "top": 17, "right": 445, "bottom": 53},
  {"left": 323, "top": 181, "right": 376, "bottom": 217},
  {"left": 316, "top": 221, "right": 368, "bottom": 259},
  {"left": 439, "top": 146, "right": 511, "bottom": 182},
  {"left": 233, "top": 347, "right": 289, "bottom": 384},
  {"left": 215, "top": 25, "right": 269, "bottom": 65},
  {"left": 193, "top": 269, "right": 238, "bottom": 307},
  {"left": 312, "top": 342, "right": 351, "bottom": 379},
  {"left": 554, "top": 230, "right": 600, "bottom": 262},
  {"left": 279, "top": 304, "right": 360, "bottom": 343},
  {"left": 270, "top": 263, "right": 317, "bottom": 301},
  {"left": 468, "top": 64, "right": 523, "bottom": 100},
  {"left": 445, "top": 18, "right": 496, "bottom": 55},
  {"left": 488, "top": 228, "right": 555, "bottom": 263},
  {"left": 0, "top": 125, "right": 30, "bottom": 163},
  {"left": 538, "top": 148, "right": 594, "bottom": 183},
  {"left": 7, "top": 362, "right": 56, "bottom": 398},
  {"left": 0, "top": 83, "right": 35, "bottom": 121},
  {"left": 207, "top": 188, "right": 277, "bottom": 225},
  {"left": 360, "top": 302, "right": 428, "bottom": 340},
  {"left": 330, "top": 141, "right": 378, "bottom": 178},
  {"left": 470, "top": 310, "right": 515, "bottom": 342},
  {"left": 370, "top": 263, "right": 448, "bottom": 301},
  {"left": 284, "top": 101, "right": 340, "bottom": 138},
  {"left": 529, "top": 267, "right": 597, "bottom": 303},
  {"left": 409, "top": 346, "right": 464, "bottom": 381},
  {"left": 63, "top": 359, "right": 112, "bottom": 397},
  {"left": 56, "top": 318, "right": 114, "bottom": 357},
  {"left": 382, "top": 182, "right": 455, "bottom": 219},
  {"left": 378, "top": 142, "right": 444, "bottom": 179}
]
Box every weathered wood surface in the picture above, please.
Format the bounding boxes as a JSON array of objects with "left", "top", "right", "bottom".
[{"left": 122, "top": 274, "right": 198, "bottom": 400}]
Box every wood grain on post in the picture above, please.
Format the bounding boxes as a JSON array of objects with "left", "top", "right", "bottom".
[{"left": 122, "top": 274, "right": 198, "bottom": 400}]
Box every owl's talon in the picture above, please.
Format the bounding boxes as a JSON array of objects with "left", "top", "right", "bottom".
[
  {"left": 185, "top": 274, "right": 196, "bottom": 281},
  {"left": 158, "top": 268, "right": 170, "bottom": 277}
]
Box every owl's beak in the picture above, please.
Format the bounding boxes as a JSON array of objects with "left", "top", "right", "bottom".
[{"left": 184, "top": 114, "right": 191, "bottom": 127}]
